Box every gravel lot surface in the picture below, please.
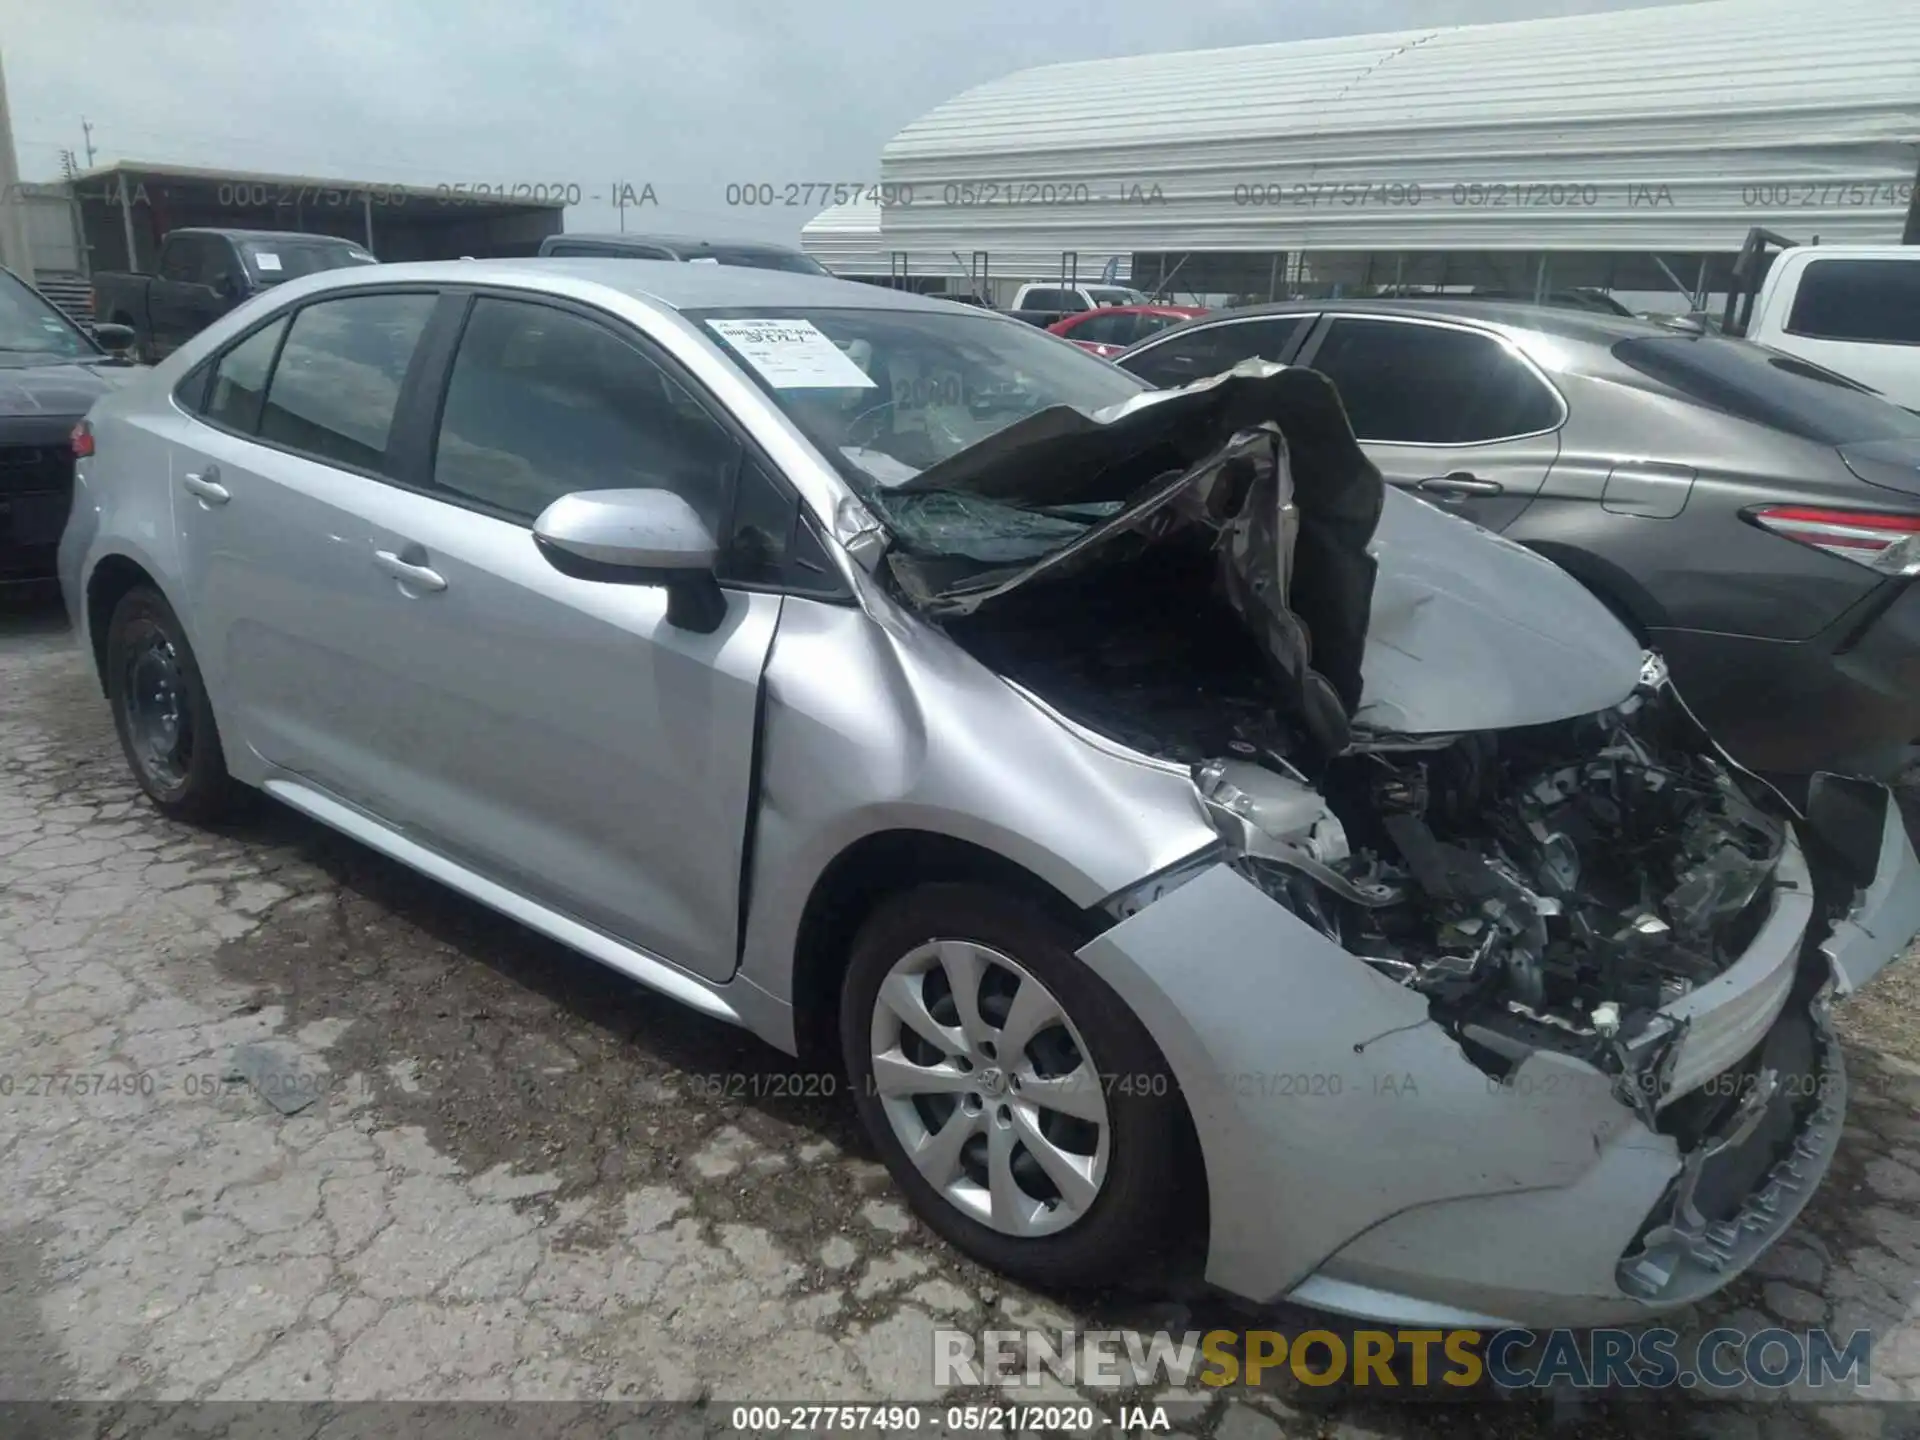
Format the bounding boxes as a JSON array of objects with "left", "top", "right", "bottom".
[{"left": 3, "top": 589, "right": 1919, "bottom": 1439}]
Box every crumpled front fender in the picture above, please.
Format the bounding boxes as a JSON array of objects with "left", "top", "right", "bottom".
[{"left": 1074, "top": 863, "right": 1672, "bottom": 1308}]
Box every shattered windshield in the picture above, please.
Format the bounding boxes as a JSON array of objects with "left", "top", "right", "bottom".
[{"left": 691, "top": 305, "right": 1149, "bottom": 560}]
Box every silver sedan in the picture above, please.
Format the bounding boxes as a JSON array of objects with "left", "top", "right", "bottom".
[{"left": 59, "top": 260, "right": 1920, "bottom": 1326}]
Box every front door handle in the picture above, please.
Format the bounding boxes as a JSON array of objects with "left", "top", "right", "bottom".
[
  {"left": 374, "top": 549, "right": 448, "bottom": 593},
  {"left": 181, "top": 466, "right": 229, "bottom": 505},
  {"left": 1416, "top": 472, "right": 1504, "bottom": 499}
]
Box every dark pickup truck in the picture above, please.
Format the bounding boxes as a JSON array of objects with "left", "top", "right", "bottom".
[{"left": 92, "top": 228, "right": 378, "bottom": 363}]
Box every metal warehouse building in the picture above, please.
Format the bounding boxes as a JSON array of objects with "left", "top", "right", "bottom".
[
  {"left": 819, "top": 0, "right": 1919, "bottom": 307},
  {"left": 801, "top": 196, "right": 1130, "bottom": 298}
]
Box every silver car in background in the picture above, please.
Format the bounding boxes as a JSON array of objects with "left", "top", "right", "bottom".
[{"left": 60, "top": 261, "right": 1920, "bottom": 1326}]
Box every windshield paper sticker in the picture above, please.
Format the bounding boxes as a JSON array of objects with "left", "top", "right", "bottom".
[
  {"left": 253, "top": 252, "right": 283, "bottom": 272},
  {"left": 706, "top": 319, "right": 876, "bottom": 389}
]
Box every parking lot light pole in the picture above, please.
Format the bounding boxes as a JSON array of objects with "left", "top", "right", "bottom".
[{"left": 0, "top": 49, "right": 38, "bottom": 278}]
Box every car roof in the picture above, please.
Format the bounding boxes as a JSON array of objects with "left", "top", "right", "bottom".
[
  {"left": 171, "top": 227, "right": 360, "bottom": 244},
  {"left": 551, "top": 233, "right": 810, "bottom": 256},
  {"left": 285, "top": 257, "right": 978, "bottom": 315},
  {"left": 1140, "top": 296, "right": 1665, "bottom": 349}
]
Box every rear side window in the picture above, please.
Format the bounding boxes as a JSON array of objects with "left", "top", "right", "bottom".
[
  {"left": 202, "top": 317, "right": 288, "bottom": 434},
  {"left": 1022, "top": 289, "right": 1078, "bottom": 311},
  {"left": 1613, "top": 335, "right": 1920, "bottom": 444},
  {"left": 431, "top": 297, "right": 741, "bottom": 530},
  {"left": 1787, "top": 260, "right": 1920, "bottom": 346},
  {"left": 1121, "top": 317, "right": 1308, "bottom": 389},
  {"left": 257, "top": 293, "right": 435, "bottom": 470},
  {"left": 1306, "top": 318, "right": 1562, "bottom": 443}
]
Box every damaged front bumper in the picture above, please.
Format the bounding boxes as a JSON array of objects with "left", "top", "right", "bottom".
[{"left": 1076, "top": 778, "right": 1920, "bottom": 1327}]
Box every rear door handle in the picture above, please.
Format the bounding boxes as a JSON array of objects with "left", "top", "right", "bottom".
[
  {"left": 374, "top": 548, "right": 448, "bottom": 593},
  {"left": 181, "top": 466, "right": 229, "bottom": 505},
  {"left": 1416, "top": 472, "right": 1504, "bottom": 498}
]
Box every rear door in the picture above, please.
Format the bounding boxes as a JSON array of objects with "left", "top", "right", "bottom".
[
  {"left": 1294, "top": 314, "right": 1564, "bottom": 532},
  {"left": 168, "top": 289, "right": 441, "bottom": 768},
  {"left": 1117, "top": 314, "right": 1314, "bottom": 388},
  {"left": 320, "top": 292, "right": 779, "bottom": 981}
]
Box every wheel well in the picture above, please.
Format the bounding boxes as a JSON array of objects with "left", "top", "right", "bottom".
[
  {"left": 789, "top": 828, "right": 1214, "bottom": 1254},
  {"left": 788, "top": 830, "right": 1092, "bottom": 1071},
  {"left": 85, "top": 555, "right": 157, "bottom": 692},
  {"left": 1519, "top": 540, "right": 1663, "bottom": 641}
]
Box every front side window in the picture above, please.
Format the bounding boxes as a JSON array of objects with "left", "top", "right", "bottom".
[
  {"left": 257, "top": 293, "right": 434, "bottom": 469},
  {"left": 1022, "top": 289, "right": 1076, "bottom": 311},
  {"left": 202, "top": 317, "right": 289, "bottom": 433},
  {"left": 1121, "top": 317, "right": 1307, "bottom": 389},
  {"left": 1787, "top": 259, "right": 1920, "bottom": 346},
  {"left": 432, "top": 297, "right": 741, "bottom": 530},
  {"left": 0, "top": 269, "right": 97, "bottom": 360},
  {"left": 1306, "top": 317, "right": 1562, "bottom": 443}
]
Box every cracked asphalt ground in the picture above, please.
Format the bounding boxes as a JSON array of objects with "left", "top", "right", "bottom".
[{"left": 5, "top": 588, "right": 1920, "bottom": 1440}]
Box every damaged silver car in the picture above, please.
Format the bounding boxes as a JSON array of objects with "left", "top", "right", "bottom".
[{"left": 64, "top": 263, "right": 1920, "bottom": 1325}]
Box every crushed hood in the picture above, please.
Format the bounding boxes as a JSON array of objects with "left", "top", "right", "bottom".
[{"left": 874, "top": 359, "right": 1642, "bottom": 748}]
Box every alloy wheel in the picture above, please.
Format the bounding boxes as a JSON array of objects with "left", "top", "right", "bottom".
[{"left": 868, "top": 939, "right": 1111, "bottom": 1237}]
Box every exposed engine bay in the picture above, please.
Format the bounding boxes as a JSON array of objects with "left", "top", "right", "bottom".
[
  {"left": 877, "top": 360, "right": 1793, "bottom": 1090},
  {"left": 1198, "top": 685, "right": 1787, "bottom": 1080}
]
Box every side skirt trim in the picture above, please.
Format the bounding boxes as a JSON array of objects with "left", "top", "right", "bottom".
[{"left": 261, "top": 777, "right": 744, "bottom": 1026}]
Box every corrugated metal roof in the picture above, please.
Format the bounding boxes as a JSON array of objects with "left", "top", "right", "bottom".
[
  {"left": 800, "top": 198, "right": 1131, "bottom": 281},
  {"left": 875, "top": 0, "right": 1920, "bottom": 254}
]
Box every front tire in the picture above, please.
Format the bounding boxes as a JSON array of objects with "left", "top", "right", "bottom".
[
  {"left": 105, "top": 585, "right": 240, "bottom": 823},
  {"left": 841, "top": 882, "right": 1185, "bottom": 1289}
]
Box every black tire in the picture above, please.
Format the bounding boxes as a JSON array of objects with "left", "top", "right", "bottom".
[
  {"left": 104, "top": 585, "right": 241, "bottom": 823},
  {"left": 840, "top": 882, "right": 1185, "bottom": 1289}
]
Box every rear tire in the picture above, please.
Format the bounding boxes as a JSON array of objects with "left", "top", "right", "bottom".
[
  {"left": 841, "top": 882, "right": 1185, "bottom": 1289},
  {"left": 105, "top": 585, "right": 241, "bottom": 823}
]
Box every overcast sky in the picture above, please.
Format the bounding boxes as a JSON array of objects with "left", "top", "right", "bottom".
[{"left": 3, "top": 0, "right": 1700, "bottom": 244}]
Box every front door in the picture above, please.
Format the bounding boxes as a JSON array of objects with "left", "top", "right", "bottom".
[
  {"left": 333, "top": 293, "right": 776, "bottom": 981},
  {"left": 1296, "top": 314, "right": 1565, "bottom": 532}
]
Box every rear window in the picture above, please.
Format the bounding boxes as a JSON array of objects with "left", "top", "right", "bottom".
[
  {"left": 1787, "top": 259, "right": 1920, "bottom": 346},
  {"left": 1613, "top": 335, "right": 1920, "bottom": 444}
]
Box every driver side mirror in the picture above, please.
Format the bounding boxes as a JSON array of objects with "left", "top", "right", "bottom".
[
  {"left": 92, "top": 322, "right": 136, "bottom": 358},
  {"left": 213, "top": 273, "right": 240, "bottom": 300},
  {"left": 532, "top": 488, "right": 727, "bottom": 633}
]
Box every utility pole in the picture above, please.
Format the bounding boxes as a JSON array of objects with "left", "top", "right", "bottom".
[
  {"left": 81, "top": 116, "right": 96, "bottom": 168},
  {"left": 0, "top": 48, "right": 37, "bottom": 277}
]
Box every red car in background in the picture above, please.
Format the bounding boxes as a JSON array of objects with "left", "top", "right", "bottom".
[{"left": 1047, "top": 304, "right": 1207, "bottom": 358}]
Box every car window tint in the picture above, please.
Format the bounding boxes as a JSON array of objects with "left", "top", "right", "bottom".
[
  {"left": 1612, "top": 335, "right": 1920, "bottom": 444},
  {"left": 1134, "top": 312, "right": 1186, "bottom": 341},
  {"left": 196, "top": 238, "right": 238, "bottom": 289},
  {"left": 1121, "top": 317, "right": 1306, "bottom": 388},
  {"left": 257, "top": 293, "right": 434, "bottom": 469},
  {"left": 1070, "top": 312, "right": 1135, "bottom": 345},
  {"left": 157, "top": 237, "right": 199, "bottom": 283},
  {"left": 1308, "top": 318, "right": 1561, "bottom": 443},
  {"left": 202, "top": 317, "right": 289, "bottom": 434},
  {"left": 1788, "top": 260, "right": 1920, "bottom": 346},
  {"left": 1023, "top": 290, "right": 1075, "bottom": 310},
  {"left": 722, "top": 458, "right": 795, "bottom": 585},
  {"left": 432, "top": 297, "right": 741, "bottom": 530}
]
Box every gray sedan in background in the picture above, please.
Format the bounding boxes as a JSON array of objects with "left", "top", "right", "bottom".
[
  {"left": 1120, "top": 300, "right": 1920, "bottom": 782},
  {"left": 59, "top": 261, "right": 1920, "bottom": 1326}
]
